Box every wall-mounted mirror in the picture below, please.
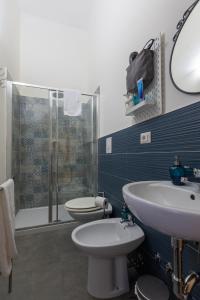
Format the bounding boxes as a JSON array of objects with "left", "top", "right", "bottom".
[{"left": 170, "top": 0, "right": 200, "bottom": 94}]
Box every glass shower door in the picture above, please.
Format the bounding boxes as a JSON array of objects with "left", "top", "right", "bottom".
[
  {"left": 12, "top": 83, "right": 98, "bottom": 229},
  {"left": 51, "top": 92, "right": 98, "bottom": 222}
]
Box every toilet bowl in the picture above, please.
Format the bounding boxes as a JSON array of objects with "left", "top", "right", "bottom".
[
  {"left": 72, "top": 218, "right": 144, "bottom": 299},
  {"left": 64, "top": 197, "right": 112, "bottom": 222}
]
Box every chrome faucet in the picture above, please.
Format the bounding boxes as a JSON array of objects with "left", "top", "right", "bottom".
[
  {"left": 193, "top": 168, "right": 200, "bottom": 178},
  {"left": 120, "top": 203, "right": 134, "bottom": 228},
  {"left": 122, "top": 214, "right": 134, "bottom": 229},
  {"left": 169, "top": 155, "right": 200, "bottom": 186}
]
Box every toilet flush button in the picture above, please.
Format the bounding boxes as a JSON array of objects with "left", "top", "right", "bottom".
[{"left": 106, "top": 137, "right": 112, "bottom": 153}]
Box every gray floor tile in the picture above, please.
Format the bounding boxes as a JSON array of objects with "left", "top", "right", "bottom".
[{"left": 0, "top": 225, "right": 130, "bottom": 300}]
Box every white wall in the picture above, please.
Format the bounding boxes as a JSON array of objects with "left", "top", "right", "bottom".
[
  {"left": 89, "top": 0, "right": 200, "bottom": 137},
  {"left": 19, "top": 13, "right": 91, "bottom": 91},
  {"left": 18, "top": 0, "right": 94, "bottom": 31},
  {"left": 0, "top": 0, "right": 20, "bottom": 183},
  {"left": 0, "top": 0, "right": 20, "bottom": 79}
]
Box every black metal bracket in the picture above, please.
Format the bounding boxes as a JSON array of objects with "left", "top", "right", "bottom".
[
  {"left": 173, "top": 0, "right": 199, "bottom": 42},
  {"left": 8, "top": 259, "right": 13, "bottom": 294}
]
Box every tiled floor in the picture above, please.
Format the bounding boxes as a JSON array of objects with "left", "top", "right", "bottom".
[
  {"left": 15, "top": 205, "right": 73, "bottom": 229},
  {"left": 0, "top": 224, "right": 130, "bottom": 300}
]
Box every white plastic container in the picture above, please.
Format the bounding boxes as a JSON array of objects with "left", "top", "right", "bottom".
[{"left": 135, "top": 275, "right": 169, "bottom": 300}]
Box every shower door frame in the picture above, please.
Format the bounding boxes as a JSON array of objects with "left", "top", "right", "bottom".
[
  {"left": 8, "top": 81, "right": 99, "bottom": 228},
  {"left": 49, "top": 89, "right": 60, "bottom": 223}
]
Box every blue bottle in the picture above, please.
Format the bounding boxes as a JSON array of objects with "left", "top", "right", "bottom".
[
  {"left": 131, "top": 94, "right": 140, "bottom": 105},
  {"left": 183, "top": 165, "right": 194, "bottom": 178},
  {"left": 169, "top": 156, "right": 185, "bottom": 186}
]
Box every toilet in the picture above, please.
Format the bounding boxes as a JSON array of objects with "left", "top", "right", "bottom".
[
  {"left": 72, "top": 218, "right": 144, "bottom": 299},
  {"left": 64, "top": 197, "right": 112, "bottom": 222}
]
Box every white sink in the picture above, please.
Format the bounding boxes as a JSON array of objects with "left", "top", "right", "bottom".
[{"left": 123, "top": 181, "right": 200, "bottom": 241}]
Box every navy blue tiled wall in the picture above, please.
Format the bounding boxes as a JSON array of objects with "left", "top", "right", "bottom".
[{"left": 98, "top": 102, "right": 200, "bottom": 300}]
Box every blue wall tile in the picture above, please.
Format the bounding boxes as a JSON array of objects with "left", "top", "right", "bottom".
[{"left": 98, "top": 101, "right": 200, "bottom": 299}]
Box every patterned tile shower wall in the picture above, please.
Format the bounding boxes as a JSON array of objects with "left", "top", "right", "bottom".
[
  {"left": 19, "top": 96, "right": 50, "bottom": 209},
  {"left": 98, "top": 101, "right": 200, "bottom": 300},
  {"left": 13, "top": 94, "right": 96, "bottom": 209},
  {"left": 56, "top": 99, "right": 95, "bottom": 205}
]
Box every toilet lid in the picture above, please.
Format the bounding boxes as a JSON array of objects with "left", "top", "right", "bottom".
[{"left": 64, "top": 197, "right": 102, "bottom": 212}]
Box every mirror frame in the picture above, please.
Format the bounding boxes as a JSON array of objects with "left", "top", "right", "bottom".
[{"left": 169, "top": 0, "right": 200, "bottom": 95}]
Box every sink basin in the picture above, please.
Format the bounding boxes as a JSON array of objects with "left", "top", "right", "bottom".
[{"left": 123, "top": 181, "right": 200, "bottom": 241}]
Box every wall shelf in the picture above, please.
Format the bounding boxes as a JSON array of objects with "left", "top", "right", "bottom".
[{"left": 125, "top": 98, "right": 156, "bottom": 116}]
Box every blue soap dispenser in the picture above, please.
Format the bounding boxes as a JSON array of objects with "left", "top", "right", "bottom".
[{"left": 169, "top": 155, "right": 185, "bottom": 186}]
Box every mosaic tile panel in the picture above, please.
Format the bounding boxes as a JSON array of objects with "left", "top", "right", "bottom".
[
  {"left": 56, "top": 100, "right": 97, "bottom": 205},
  {"left": 12, "top": 94, "right": 97, "bottom": 210},
  {"left": 18, "top": 96, "right": 50, "bottom": 209}
]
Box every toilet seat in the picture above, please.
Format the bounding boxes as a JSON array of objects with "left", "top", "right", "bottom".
[
  {"left": 64, "top": 197, "right": 102, "bottom": 213},
  {"left": 64, "top": 197, "right": 112, "bottom": 222}
]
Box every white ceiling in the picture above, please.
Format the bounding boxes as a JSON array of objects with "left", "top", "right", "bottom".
[{"left": 17, "top": 0, "right": 96, "bottom": 30}]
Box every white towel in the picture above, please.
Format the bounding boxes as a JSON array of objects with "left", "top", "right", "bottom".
[
  {"left": 0, "top": 179, "right": 17, "bottom": 277},
  {"left": 63, "top": 89, "right": 81, "bottom": 116}
]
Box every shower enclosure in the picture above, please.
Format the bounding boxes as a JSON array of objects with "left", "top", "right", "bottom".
[{"left": 9, "top": 82, "right": 98, "bottom": 229}]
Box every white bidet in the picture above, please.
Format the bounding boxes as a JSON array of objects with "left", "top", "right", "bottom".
[{"left": 72, "top": 218, "right": 144, "bottom": 299}]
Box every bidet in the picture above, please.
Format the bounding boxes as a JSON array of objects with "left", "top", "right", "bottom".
[{"left": 71, "top": 218, "right": 144, "bottom": 299}]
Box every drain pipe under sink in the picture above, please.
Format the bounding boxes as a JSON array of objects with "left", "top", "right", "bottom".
[{"left": 171, "top": 238, "right": 200, "bottom": 299}]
